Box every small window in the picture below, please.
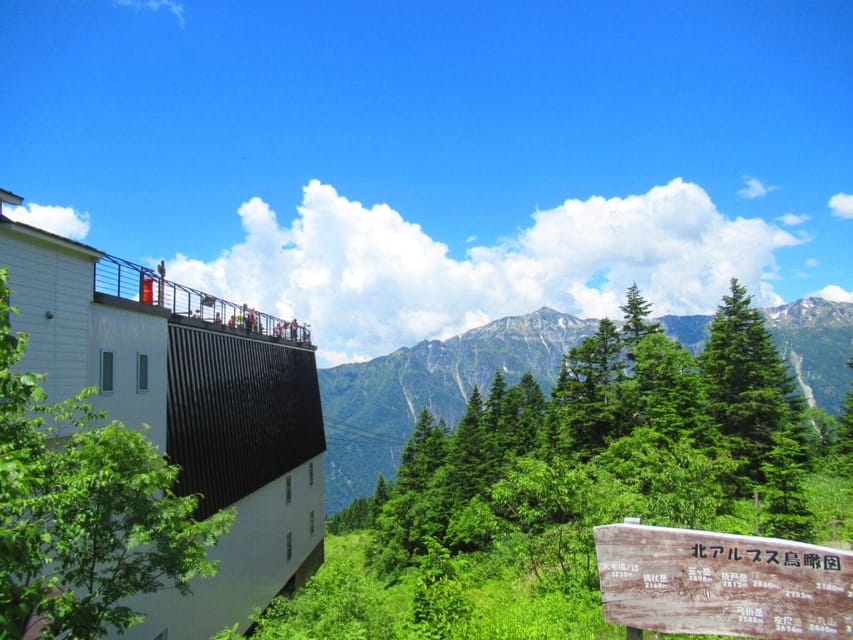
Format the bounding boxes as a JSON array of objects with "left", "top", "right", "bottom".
[
  {"left": 286, "top": 531, "right": 293, "bottom": 561},
  {"left": 309, "top": 461, "right": 314, "bottom": 487},
  {"left": 137, "top": 353, "right": 149, "bottom": 392},
  {"left": 100, "top": 350, "right": 114, "bottom": 393},
  {"left": 309, "top": 510, "right": 315, "bottom": 536},
  {"left": 286, "top": 475, "right": 292, "bottom": 504}
]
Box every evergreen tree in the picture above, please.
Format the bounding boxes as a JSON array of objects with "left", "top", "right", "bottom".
[
  {"left": 837, "top": 354, "right": 853, "bottom": 463},
  {"left": 540, "top": 359, "right": 571, "bottom": 458},
  {"left": 376, "top": 411, "right": 451, "bottom": 562},
  {"left": 484, "top": 369, "right": 507, "bottom": 433},
  {"left": 397, "top": 409, "right": 448, "bottom": 493},
  {"left": 446, "top": 387, "right": 492, "bottom": 505},
  {"left": 369, "top": 474, "right": 391, "bottom": 526},
  {"left": 629, "top": 332, "right": 713, "bottom": 445},
  {"left": 759, "top": 425, "right": 815, "bottom": 542},
  {"left": 558, "top": 318, "right": 625, "bottom": 458},
  {"left": 499, "top": 372, "right": 546, "bottom": 459},
  {"left": 699, "top": 278, "right": 805, "bottom": 491},
  {"left": 620, "top": 281, "right": 661, "bottom": 356}
]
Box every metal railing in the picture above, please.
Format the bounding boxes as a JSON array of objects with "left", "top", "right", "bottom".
[{"left": 93, "top": 254, "right": 312, "bottom": 344}]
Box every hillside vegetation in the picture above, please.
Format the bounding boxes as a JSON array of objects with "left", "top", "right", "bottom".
[{"left": 239, "top": 280, "right": 853, "bottom": 639}]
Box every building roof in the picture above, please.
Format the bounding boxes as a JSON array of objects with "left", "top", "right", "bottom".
[
  {"left": 0, "top": 213, "right": 104, "bottom": 259},
  {"left": 0, "top": 188, "right": 24, "bottom": 206}
]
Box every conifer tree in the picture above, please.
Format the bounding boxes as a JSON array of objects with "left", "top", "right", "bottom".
[
  {"left": 484, "top": 369, "right": 507, "bottom": 433},
  {"left": 558, "top": 318, "right": 625, "bottom": 458},
  {"left": 837, "top": 354, "right": 853, "bottom": 463},
  {"left": 629, "top": 332, "right": 712, "bottom": 445},
  {"left": 620, "top": 282, "right": 661, "bottom": 356},
  {"left": 540, "top": 359, "right": 571, "bottom": 458},
  {"left": 699, "top": 278, "right": 804, "bottom": 490},
  {"left": 446, "top": 386, "right": 492, "bottom": 505},
  {"left": 759, "top": 425, "right": 815, "bottom": 542},
  {"left": 397, "top": 409, "right": 448, "bottom": 493},
  {"left": 499, "top": 372, "right": 546, "bottom": 458}
]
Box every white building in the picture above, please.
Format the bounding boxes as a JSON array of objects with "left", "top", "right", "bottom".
[{"left": 1, "top": 198, "right": 326, "bottom": 640}]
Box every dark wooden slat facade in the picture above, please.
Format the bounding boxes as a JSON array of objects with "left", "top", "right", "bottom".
[{"left": 167, "top": 323, "right": 326, "bottom": 518}]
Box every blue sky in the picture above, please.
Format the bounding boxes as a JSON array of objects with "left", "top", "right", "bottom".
[{"left": 3, "top": 0, "right": 852, "bottom": 367}]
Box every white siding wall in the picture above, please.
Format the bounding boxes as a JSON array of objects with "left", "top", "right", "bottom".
[
  {"left": 87, "top": 303, "right": 168, "bottom": 450},
  {"left": 1, "top": 227, "right": 96, "bottom": 403},
  {"left": 119, "top": 452, "right": 326, "bottom": 640}
]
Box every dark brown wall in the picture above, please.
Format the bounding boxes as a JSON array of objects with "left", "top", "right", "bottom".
[{"left": 167, "top": 323, "right": 326, "bottom": 518}]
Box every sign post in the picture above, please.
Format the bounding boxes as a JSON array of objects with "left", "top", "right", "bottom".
[{"left": 594, "top": 523, "right": 852, "bottom": 639}]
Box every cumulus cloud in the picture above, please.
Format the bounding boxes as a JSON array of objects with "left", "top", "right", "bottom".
[
  {"left": 113, "top": 0, "right": 185, "bottom": 28},
  {"left": 161, "top": 178, "right": 807, "bottom": 367},
  {"left": 811, "top": 285, "right": 853, "bottom": 303},
  {"left": 3, "top": 203, "right": 91, "bottom": 240},
  {"left": 828, "top": 193, "right": 853, "bottom": 219},
  {"left": 738, "top": 176, "right": 778, "bottom": 199},
  {"left": 776, "top": 213, "right": 810, "bottom": 226}
]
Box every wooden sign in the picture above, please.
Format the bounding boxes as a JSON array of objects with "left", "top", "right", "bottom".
[{"left": 594, "top": 523, "right": 853, "bottom": 639}]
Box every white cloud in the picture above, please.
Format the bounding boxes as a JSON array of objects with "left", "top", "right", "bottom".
[
  {"left": 804, "top": 258, "right": 819, "bottom": 268},
  {"left": 3, "top": 203, "right": 91, "bottom": 240},
  {"left": 811, "top": 285, "right": 853, "bottom": 303},
  {"left": 738, "top": 175, "right": 778, "bottom": 199},
  {"left": 828, "top": 193, "right": 853, "bottom": 219},
  {"left": 162, "top": 178, "right": 808, "bottom": 367},
  {"left": 114, "top": 0, "right": 185, "bottom": 28},
  {"left": 776, "top": 213, "right": 810, "bottom": 226}
]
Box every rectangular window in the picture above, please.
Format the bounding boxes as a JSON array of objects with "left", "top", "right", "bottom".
[
  {"left": 100, "top": 350, "right": 114, "bottom": 393},
  {"left": 286, "top": 475, "right": 292, "bottom": 504},
  {"left": 309, "top": 462, "right": 314, "bottom": 487},
  {"left": 286, "top": 531, "right": 293, "bottom": 561},
  {"left": 310, "top": 510, "right": 315, "bottom": 536},
  {"left": 137, "top": 353, "right": 149, "bottom": 392}
]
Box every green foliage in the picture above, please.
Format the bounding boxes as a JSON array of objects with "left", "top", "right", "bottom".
[
  {"left": 0, "top": 267, "right": 234, "bottom": 639},
  {"left": 699, "top": 278, "right": 805, "bottom": 491},
  {"left": 410, "top": 537, "right": 470, "bottom": 639},
  {"left": 246, "top": 557, "right": 402, "bottom": 640},
  {"left": 620, "top": 281, "right": 662, "bottom": 355},
  {"left": 837, "top": 353, "right": 853, "bottom": 464},
  {"left": 758, "top": 425, "right": 815, "bottom": 541},
  {"left": 445, "top": 495, "right": 503, "bottom": 552},
  {"left": 356, "top": 278, "right": 850, "bottom": 638},
  {"left": 556, "top": 318, "right": 627, "bottom": 459}
]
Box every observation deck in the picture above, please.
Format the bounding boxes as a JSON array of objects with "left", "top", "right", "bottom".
[{"left": 93, "top": 254, "right": 312, "bottom": 347}]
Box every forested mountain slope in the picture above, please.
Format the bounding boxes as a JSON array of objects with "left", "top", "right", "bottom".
[{"left": 320, "top": 298, "right": 853, "bottom": 513}]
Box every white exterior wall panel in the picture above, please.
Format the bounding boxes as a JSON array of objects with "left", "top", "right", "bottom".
[
  {"left": 87, "top": 303, "right": 168, "bottom": 450},
  {"left": 1, "top": 225, "right": 97, "bottom": 402},
  {"left": 120, "top": 453, "right": 326, "bottom": 640}
]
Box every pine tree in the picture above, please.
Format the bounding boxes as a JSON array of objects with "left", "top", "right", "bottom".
[{"left": 699, "top": 278, "right": 804, "bottom": 491}]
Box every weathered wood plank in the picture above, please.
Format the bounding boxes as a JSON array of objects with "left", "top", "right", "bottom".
[{"left": 594, "top": 524, "right": 853, "bottom": 639}]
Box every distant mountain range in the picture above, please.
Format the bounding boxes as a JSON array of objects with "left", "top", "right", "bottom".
[{"left": 319, "top": 298, "right": 853, "bottom": 513}]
